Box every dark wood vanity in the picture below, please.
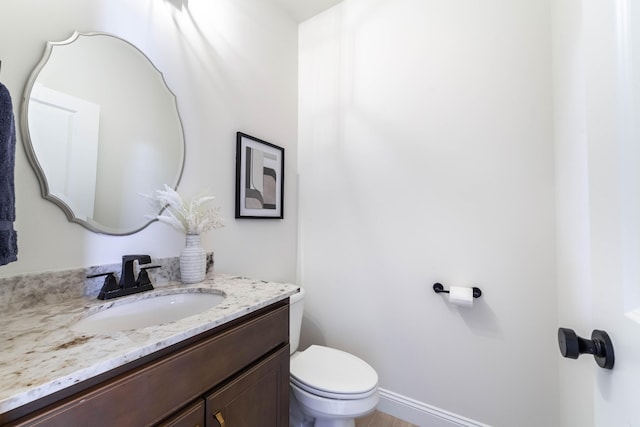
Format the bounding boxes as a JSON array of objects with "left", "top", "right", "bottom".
[{"left": 1, "top": 300, "right": 290, "bottom": 427}]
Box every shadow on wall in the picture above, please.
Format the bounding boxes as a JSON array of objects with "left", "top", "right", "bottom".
[
  {"left": 164, "top": 0, "right": 188, "bottom": 9},
  {"left": 300, "top": 315, "right": 327, "bottom": 351},
  {"left": 448, "top": 298, "right": 503, "bottom": 339}
]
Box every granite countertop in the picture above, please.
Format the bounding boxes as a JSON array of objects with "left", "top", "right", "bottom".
[{"left": 0, "top": 272, "right": 298, "bottom": 415}]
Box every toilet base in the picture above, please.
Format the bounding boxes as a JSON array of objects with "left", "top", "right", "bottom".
[
  {"left": 290, "top": 390, "right": 314, "bottom": 427},
  {"left": 290, "top": 389, "right": 360, "bottom": 427},
  {"left": 290, "top": 387, "right": 376, "bottom": 427}
]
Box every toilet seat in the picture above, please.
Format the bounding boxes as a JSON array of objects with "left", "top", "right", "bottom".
[{"left": 290, "top": 345, "right": 378, "bottom": 400}]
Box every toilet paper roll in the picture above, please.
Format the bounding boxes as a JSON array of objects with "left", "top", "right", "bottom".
[{"left": 448, "top": 286, "right": 474, "bottom": 307}]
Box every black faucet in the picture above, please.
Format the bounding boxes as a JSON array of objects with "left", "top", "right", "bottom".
[
  {"left": 89, "top": 255, "right": 160, "bottom": 300},
  {"left": 120, "top": 254, "right": 152, "bottom": 289}
]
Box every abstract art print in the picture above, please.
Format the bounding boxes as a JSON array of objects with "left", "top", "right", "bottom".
[{"left": 235, "top": 132, "right": 284, "bottom": 219}]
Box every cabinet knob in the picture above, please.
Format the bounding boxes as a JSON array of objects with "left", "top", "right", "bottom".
[
  {"left": 214, "top": 411, "right": 226, "bottom": 427},
  {"left": 557, "top": 327, "right": 615, "bottom": 369}
]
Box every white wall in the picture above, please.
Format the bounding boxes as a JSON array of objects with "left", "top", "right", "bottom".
[
  {"left": 0, "top": 0, "right": 299, "bottom": 283},
  {"left": 298, "top": 1, "right": 558, "bottom": 426}
]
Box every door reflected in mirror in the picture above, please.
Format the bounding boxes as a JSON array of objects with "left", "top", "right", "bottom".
[{"left": 21, "top": 31, "right": 185, "bottom": 235}]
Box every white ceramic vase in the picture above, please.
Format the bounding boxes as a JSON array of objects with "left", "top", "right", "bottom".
[{"left": 180, "top": 234, "right": 206, "bottom": 284}]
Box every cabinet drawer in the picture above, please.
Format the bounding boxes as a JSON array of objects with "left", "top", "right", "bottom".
[
  {"left": 13, "top": 304, "right": 289, "bottom": 427},
  {"left": 157, "top": 400, "right": 204, "bottom": 427}
]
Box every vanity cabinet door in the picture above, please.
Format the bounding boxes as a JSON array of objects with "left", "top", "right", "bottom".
[
  {"left": 206, "top": 346, "right": 289, "bottom": 427},
  {"left": 157, "top": 400, "right": 205, "bottom": 427}
]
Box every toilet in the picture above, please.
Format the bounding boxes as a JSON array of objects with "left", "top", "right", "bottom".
[{"left": 289, "top": 288, "right": 379, "bottom": 427}]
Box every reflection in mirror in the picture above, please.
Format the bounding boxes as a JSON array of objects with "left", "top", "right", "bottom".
[{"left": 21, "top": 31, "right": 185, "bottom": 235}]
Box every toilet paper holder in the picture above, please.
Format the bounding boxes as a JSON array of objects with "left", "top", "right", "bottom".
[{"left": 433, "top": 283, "right": 482, "bottom": 298}]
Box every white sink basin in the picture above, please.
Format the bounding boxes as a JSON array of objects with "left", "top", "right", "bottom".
[{"left": 71, "top": 291, "right": 226, "bottom": 334}]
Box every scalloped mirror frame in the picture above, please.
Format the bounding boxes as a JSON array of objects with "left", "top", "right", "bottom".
[{"left": 20, "top": 31, "right": 185, "bottom": 235}]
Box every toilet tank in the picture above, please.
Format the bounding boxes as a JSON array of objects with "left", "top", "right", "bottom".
[{"left": 289, "top": 287, "right": 305, "bottom": 354}]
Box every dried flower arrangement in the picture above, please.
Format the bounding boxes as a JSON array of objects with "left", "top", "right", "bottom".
[{"left": 145, "top": 185, "right": 224, "bottom": 234}]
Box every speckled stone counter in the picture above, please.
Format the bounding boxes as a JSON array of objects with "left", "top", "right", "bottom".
[{"left": 0, "top": 264, "right": 298, "bottom": 415}]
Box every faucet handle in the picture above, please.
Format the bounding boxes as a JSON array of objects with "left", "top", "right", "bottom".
[
  {"left": 87, "top": 271, "right": 119, "bottom": 289},
  {"left": 88, "top": 272, "right": 120, "bottom": 300},
  {"left": 137, "top": 265, "right": 161, "bottom": 287}
]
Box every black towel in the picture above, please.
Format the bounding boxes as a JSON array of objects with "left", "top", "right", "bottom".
[{"left": 0, "top": 81, "right": 17, "bottom": 266}]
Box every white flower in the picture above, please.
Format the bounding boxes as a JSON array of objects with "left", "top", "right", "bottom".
[{"left": 143, "top": 185, "right": 224, "bottom": 234}]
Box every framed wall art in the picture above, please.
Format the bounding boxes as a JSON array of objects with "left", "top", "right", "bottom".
[{"left": 235, "top": 132, "right": 284, "bottom": 219}]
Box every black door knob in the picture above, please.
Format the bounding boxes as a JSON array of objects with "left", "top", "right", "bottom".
[{"left": 558, "top": 328, "right": 615, "bottom": 369}]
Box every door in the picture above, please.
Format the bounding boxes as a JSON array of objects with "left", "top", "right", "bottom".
[
  {"left": 28, "top": 82, "right": 100, "bottom": 219},
  {"left": 558, "top": 0, "right": 640, "bottom": 425},
  {"left": 587, "top": 0, "right": 640, "bottom": 424}
]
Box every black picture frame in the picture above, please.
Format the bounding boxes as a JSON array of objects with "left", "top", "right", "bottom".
[{"left": 235, "top": 132, "right": 284, "bottom": 219}]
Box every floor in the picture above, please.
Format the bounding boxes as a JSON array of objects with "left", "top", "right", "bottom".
[{"left": 355, "top": 410, "right": 418, "bottom": 427}]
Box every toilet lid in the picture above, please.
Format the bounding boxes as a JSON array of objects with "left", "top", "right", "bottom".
[{"left": 290, "top": 345, "right": 378, "bottom": 398}]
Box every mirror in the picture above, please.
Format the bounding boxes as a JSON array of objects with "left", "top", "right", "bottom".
[{"left": 21, "top": 31, "right": 185, "bottom": 235}]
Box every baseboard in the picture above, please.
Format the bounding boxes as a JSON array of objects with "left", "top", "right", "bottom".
[{"left": 377, "top": 388, "right": 492, "bottom": 427}]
